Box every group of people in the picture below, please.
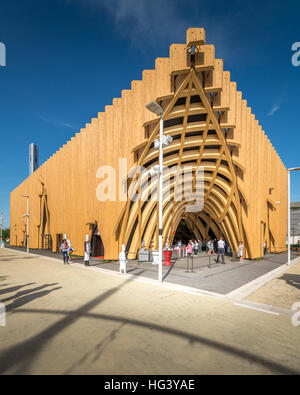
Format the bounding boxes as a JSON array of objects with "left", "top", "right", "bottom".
[
  {"left": 185, "top": 238, "right": 225, "bottom": 264},
  {"left": 174, "top": 238, "right": 244, "bottom": 263},
  {"left": 185, "top": 240, "right": 203, "bottom": 256},
  {"left": 60, "top": 239, "right": 74, "bottom": 264},
  {"left": 61, "top": 236, "right": 244, "bottom": 266}
]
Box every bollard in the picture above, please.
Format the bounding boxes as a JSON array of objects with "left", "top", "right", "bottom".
[
  {"left": 185, "top": 255, "right": 195, "bottom": 273},
  {"left": 84, "top": 234, "right": 91, "bottom": 266},
  {"left": 152, "top": 250, "right": 159, "bottom": 265},
  {"left": 208, "top": 254, "right": 212, "bottom": 269},
  {"left": 185, "top": 255, "right": 190, "bottom": 273}
]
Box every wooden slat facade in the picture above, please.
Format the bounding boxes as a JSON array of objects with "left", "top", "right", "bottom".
[{"left": 10, "top": 28, "right": 287, "bottom": 260}]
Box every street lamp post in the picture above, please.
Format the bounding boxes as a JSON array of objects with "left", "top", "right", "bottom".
[
  {"left": 288, "top": 168, "right": 300, "bottom": 265},
  {"left": 145, "top": 101, "right": 172, "bottom": 282},
  {"left": 21, "top": 195, "right": 29, "bottom": 254}
]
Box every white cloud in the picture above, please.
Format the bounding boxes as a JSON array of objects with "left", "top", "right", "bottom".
[
  {"left": 74, "top": 0, "right": 192, "bottom": 49},
  {"left": 68, "top": 0, "right": 240, "bottom": 62},
  {"left": 39, "top": 116, "right": 78, "bottom": 130},
  {"left": 267, "top": 85, "right": 288, "bottom": 117},
  {"left": 268, "top": 104, "right": 280, "bottom": 116},
  {"left": 57, "top": 121, "right": 78, "bottom": 129}
]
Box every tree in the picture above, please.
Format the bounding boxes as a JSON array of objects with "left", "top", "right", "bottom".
[{"left": 2, "top": 228, "right": 10, "bottom": 240}]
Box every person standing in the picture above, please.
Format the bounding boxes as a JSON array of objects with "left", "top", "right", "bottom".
[
  {"left": 191, "top": 240, "right": 195, "bottom": 254},
  {"left": 187, "top": 241, "right": 193, "bottom": 256},
  {"left": 67, "top": 239, "right": 73, "bottom": 262},
  {"left": 238, "top": 241, "right": 244, "bottom": 263},
  {"left": 213, "top": 239, "right": 218, "bottom": 255},
  {"left": 194, "top": 240, "right": 199, "bottom": 256},
  {"left": 206, "top": 240, "right": 210, "bottom": 253},
  {"left": 225, "top": 240, "right": 229, "bottom": 255},
  {"left": 198, "top": 240, "right": 202, "bottom": 253},
  {"left": 264, "top": 242, "right": 267, "bottom": 256},
  {"left": 60, "top": 239, "right": 69, "bottom": 265},
  {"left": 216, "top": 237, "right": 225, "bottom": 264},
  {"left": 208, "top": 240, "right": 215, "bottom": 255}
]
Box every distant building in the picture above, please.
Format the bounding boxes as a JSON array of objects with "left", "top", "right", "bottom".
[
  {"left": 291, "top": 202, "right": 300, "bottom": 208},
  {"left": 290, "top": 205, "right": 300, "bottom": 244},
  {"left": 29, "top": 143, "right": 39, "bottom": 175}
]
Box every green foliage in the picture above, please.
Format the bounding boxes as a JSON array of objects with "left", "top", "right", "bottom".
[{"left": 2, "top": 228, "right": 9, "bottom": 239}]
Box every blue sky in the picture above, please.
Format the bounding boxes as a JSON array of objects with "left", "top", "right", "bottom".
[{"left": 0, "top": 0, "right": 299, "bottom": 228}]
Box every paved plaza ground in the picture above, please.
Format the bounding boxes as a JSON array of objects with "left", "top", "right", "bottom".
[
  {"left": 6, "top": 245, "right": 299, "bottom": 295},
  {"left": 0, "top": 247, "right": 299, "bottom": 375}
]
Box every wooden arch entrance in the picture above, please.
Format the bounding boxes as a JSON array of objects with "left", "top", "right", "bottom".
[{"left": 117, "top": 66, "right": 250, "bottom": 259}]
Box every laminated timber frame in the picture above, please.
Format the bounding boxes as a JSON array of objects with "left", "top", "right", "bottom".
[
  {"left": 10, "top": 28, "right": 288, "bottom": 260},
  {"left": 119, "top": 67, "right": 246, "bottom": 259}
]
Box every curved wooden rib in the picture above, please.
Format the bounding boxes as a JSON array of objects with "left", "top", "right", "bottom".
[{"left": 118, "top": 67, "right": 246, "bottom": 259}]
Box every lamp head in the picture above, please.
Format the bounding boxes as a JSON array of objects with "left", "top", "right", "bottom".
[{"left": 146, "top": 101, "right": 163, "bottom": 116}]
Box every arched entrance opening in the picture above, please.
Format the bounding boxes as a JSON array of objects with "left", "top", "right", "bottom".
[
  {"left": 91, "top": 225, "right": 105, "bottom": 258},
  {"left": 173, "top": 215, "right": 218, "bottom": 247},
  {"left": 174, "top": 219, "right": 196, "bottom": 245},
  {"left": 208, "top": 229, "right": 218, "bottom": 240}
]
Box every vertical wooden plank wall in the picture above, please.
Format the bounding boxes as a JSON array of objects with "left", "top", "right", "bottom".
[{"left": 10, "top": 28, "right": 288, "bottom": 260}]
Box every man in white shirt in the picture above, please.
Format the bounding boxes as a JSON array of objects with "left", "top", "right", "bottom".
[{"left": 216, "top": 237, "right": 225, "bottom": 264}]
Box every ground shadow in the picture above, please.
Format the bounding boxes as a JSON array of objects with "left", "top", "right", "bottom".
[
  {"left": 5, "top": 287, "right": 62, "bottom": 312},
  {"left": 0, "top": 277, "right": 135, "bottom": 374},
  {"left": 278, "top": 273, "right": 300, "bottom": 290},
  {"left": 63, "top": 323, "right": 126, "bottom": 375},
  {"left": 163, "top": 262, "right": 176, "bottom": 281},
  {"left": 0, "top": 270, "right": 299, "bottom": 375},
  {"left": 5, "top": 306, "right": 300, "bottom": 376},
  {"left": 0, "top": 256, "right": 37, "bottom": 262},
  {"left": 125, "top": 267, "right": 146, "bottom": 275},
  {"left": 1, "top": 283, "right": 59, "bottom": 309},
  {"left": 0, "top": 283, "right": 36, "bottom": 296},
  {"left": 0, "top": 276, "right": 9, "bottom": 287}
]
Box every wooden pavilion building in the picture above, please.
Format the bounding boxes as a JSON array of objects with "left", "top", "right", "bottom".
[{"left": 10, "top": 28, "right": 288, "bottom": 260}]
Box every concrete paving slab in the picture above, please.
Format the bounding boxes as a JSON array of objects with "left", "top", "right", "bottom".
[
  {"left": 6, "top": 246, "right": 298, "bottom": 296},
  {"left": 0, "top": 247, "right": 300, "bottom": 375}
]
